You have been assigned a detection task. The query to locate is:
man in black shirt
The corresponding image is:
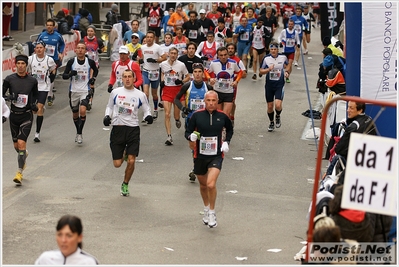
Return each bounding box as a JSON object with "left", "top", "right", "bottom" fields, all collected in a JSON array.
[
  {"left": 178, "top": 42, "right": 203, "bottom": 76},
  {"left": 2, "top": 54, "right": 39, "bottom": 185},
  {"left": 198, "top": 9, "right": 216, "bottom": 43},
  {"left": 182, "top": 10, "right": 202, "bottom": 45}
]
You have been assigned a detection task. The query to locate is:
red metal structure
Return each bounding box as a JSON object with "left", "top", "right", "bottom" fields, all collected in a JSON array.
[{"left": 305, "top": 95, "right": 397, "bottom": 262}]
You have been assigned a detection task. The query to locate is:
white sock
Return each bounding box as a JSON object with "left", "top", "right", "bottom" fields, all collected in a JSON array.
[
  {"left": 209, "top": 209, "right": 215, "bottom": 214},
  {"left": 204, "top": 205, "right": 209, "bottom": 211}
]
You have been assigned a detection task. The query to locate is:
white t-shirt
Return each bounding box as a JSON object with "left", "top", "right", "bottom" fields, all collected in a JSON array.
[
  {"left": 208, "top": 58, "right": 241, "bottom": 93},
  {"left": 159, "top": 43, "right": 176, "bottom": 58},
  {"left": 141, "top": 43, "right": 163, "bottom": 71},
  {"left": 105, "top": 87, "right": 152, "bottom": 127},
  {"left": 28, "top": 54, "right": 56, "bottom": 92},
  {"left": 35, "top": 248, "right": 98, "bottom": 265},
  {"left": 159, "top": 60, "right": 189, "bottom": 86}
]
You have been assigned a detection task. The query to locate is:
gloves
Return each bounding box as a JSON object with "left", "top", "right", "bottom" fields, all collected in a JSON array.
[
  {"left": 221, "top": 141, "right": 229, "bottom": 153},
  {"left": 189, "top": 133, "right": 198, "bottom": 142},
  {"left": 138, "top": 58, "right": 144, "bottom": 65},
  {"left": 49, "top": 73, "right": 56, "bottom": 83},
  {"left": 108, "top": 84, "right": 113, "bottom": 93},
  {"left": 201, "top": 56, "right": 208, "bottom": 61},
  {"left": 279, "top": 42, "right": 284, "bottom": 48},
  {"left": 174, "top": 79, "right": 183, "bottom": 85},
  {"left": 147, "top": 58, "right": 157, "bottom": 63},
  {"left": 2, "top": 116, "right": 6, "bottom": 123},
  {"left": 69, "top": 70, "right": 78, "bottom": 77},
  {"left": 7, "top": 92, "right": 16, "bottom": 101},
  {"left": 239, "top": 29, "right": 245, "bottom": 34},
  {"left": 88, "top": 77, "right": 96, "bottom": 85},
  {"left": 182, "top": 106, "right": 192, "bottom": 115},
  {"left": 160, "top": 81, "right": 165, "bottom": 89},
  {"left": 131, "top": 51, "right": 138, "bottom": 61},
  {"left": 217, "top": 33, "right": 224, "bottom": 38},
  {"left": 144, "top": 115, "right": 153, "bottom": 124},
  {"left": 297, "top": 44, "right": 300, "bottom": 48},
  {"left": 31, "top": 103, "right": 38, "bottom": 112},
  {"left": 103, "top": 115, "right": 111, "bottom": 126}
]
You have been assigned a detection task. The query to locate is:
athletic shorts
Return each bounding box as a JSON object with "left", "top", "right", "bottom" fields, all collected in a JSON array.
[
  {"left": 161, "top": 85, "right": 184, "bottom": 102},
  {"left": 37, "top": 91, "right": 49, "bottom": 105},
  {"left": 110, "top": 125, "right": 140, "bottom": 160},
  {"left": 194, "top": 156, "right": 223, "bottom": 175},
  {"left": 215, "top": 91, "right": 234, "bottom": 103},
  {"left": 284, "top": 52, "right": 295, "bottom": 60},
  {"left": 237, "top": 42, "right": 251, "bottom": 57},
  {"left": 9, "top": 111, "right": 33, "bottom": 142},
  {"left": 142, "top": 70, "right": 160, "bottom": 88},
  {"left": 148, "top": 27, "right": 161, "bottom": 37},
  {"left": 252, "top": 47, "right": 265, "bottom": 55},
  {"left": 265, "top": 85, "right": 284, "bottom": 103},
  {"left": 69, "top": 91, "right": 88, "bottom": 110}
]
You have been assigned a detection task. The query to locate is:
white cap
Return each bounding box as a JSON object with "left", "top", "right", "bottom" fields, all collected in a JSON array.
[
  {"left": 199, "top": 9, "right": 206, "bottom": 14},
  {"left": 119, "top": 46, "right": 129, "bottom": 54},
  {"left": 132, "top": 33, "right": 140, "bottom": 38}
]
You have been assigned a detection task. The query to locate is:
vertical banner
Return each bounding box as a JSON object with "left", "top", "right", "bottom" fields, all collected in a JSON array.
[
  {"left": 319, "top": 2, "right": 344, "bottom": 42},
  {"left": 360, "top": 2, "right": 397, "bottom": 102}
]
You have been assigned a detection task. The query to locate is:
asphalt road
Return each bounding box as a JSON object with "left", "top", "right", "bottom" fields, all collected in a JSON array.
[{"left": 2, "top": 26, "right": 326, "bottom": 265}]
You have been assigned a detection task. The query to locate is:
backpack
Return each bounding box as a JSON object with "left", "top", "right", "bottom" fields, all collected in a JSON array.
[{"left": 79, "top": 16, "right": 90, "bottom": 33}]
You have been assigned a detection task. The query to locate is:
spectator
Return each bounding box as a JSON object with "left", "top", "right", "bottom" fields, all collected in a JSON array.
[
  {"left": 322, "top": 36, "right": 344, "bottom": 58},
  {"left": 106, "top": 4, "right": 120, "bottom": 26},
  {"left": 72, "top": 8, "right": 93, "bottom": 37},
  {"left": 54, "top": 10, "right": 73, "bottom": 35}
]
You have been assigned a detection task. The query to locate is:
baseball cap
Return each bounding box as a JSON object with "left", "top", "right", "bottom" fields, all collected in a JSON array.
[
  {"left": 119, "top": 46, "right": 129, "bottom": 54},
  {"left": 199, "top": 9, "right": 206, "bottom": 14},
  {"left": 132, "top": 33, "right": 140, "bottom": 39}
]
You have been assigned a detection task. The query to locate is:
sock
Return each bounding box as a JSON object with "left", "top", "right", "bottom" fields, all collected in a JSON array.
[
  {"left": 153, "top": 99, "right": 158, "bottom": 111},
  {"left": 209, "top": 209, "right": 215, "bottom": 214},
  {"left": 276, "top": 109, "right": 282, "bottom": 117},
  {"left": 204, "top": 205, "right": 210, "bottom": 211},
  {"left": 36, "top": 115, "right": 44, "bottom": 133},
  {"left": 18, "top": 150, "right": 27, "bottom": 171},
  {"left": 268, "top": 112, "right": 274, "bottom": 122},
  {"left": 78, "top": 116, "right": 86, "bottom": 134},
  {"left": 73, "top": 117, "right": 79, "bottom": 132},
  {"left": 123, "top": 181, "right": 128, "bottom": 185}
]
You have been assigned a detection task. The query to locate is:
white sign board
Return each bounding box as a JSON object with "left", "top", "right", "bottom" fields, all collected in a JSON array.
[{"left": 342, "top": 133, "right": 397, "bottom": 216}]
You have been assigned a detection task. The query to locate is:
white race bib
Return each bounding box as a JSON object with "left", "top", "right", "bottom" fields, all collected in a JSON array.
[
  {"left": 188, "top": 29, "right": 198, "bottom": 39},
  {"left": 14, "top": 94, "right": 28, "bottom": 108},
  {"left": 269, "top": 69, "right": 281, "bottom": 81},
  {"left": 148, "top": 70, "right": 159, "bottom": 81},
  {"left": 241, "top": 31, "right": 249, "bottom": 41},
  {"left": 216, "top": 78, "right": 231, "bottom": 91},
  {"left": 199, "top": 136, "right": 218, "bottom": 155},
  {"left": 189, "top": 98, "right": 205, "bottom": 111},
  {"left": 45, "top": 44, "right": 56, "bottom": 57},
  {"left": 165, "top": 73, "right": 179, "bottom": 86}
]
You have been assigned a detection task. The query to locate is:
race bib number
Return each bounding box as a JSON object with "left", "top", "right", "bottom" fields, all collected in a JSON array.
[
  {"left": 200, "top": 136, "right": 218, "bottom": 155},
  {"left": 165, "top": 73, "right": 178, "bottom": 86},
  {"left": 188, "top": 29, "right": 198, "bottom": 39},
  {"left": 116, "top": 79, "right": 123, "bottom": 87},
  {"left": 176, "top": 19, "right": 184, "bottom": 26},
  {"left": 33, "top": 70, "right": 46, "bottom": 82},
  {"left": 287, "top": 38, "right": 295, "bottom": 47},
  {"left": 75, "top": 70, "right": 87, "bottom": 81},
  {"left": 269, "top": 69, "right": 281, "bottom": 81},
  {"left": 166, "top": 25, "right": 174, "bottom": 32},
  {"left": 254, "top": 35, "right": 262, "bottom": 42},
  {"left": 148, "top": 70, "right": 159, "bottom": 81},
  {"left": 189, "top": 98, "right": 205, "bottom": 111},
  {"left": 149, "top": 17, "right": 158, "bottom": 26},
  {"left": 241, "top": 31, "right": 249, "bottom": 41},
  {"left": 117, "top": 99, "right": 134, "bottom": 115},
  {"left": 45, "top": 44, "right": 56, "bottom": 57},
  {"left": 217, "top": 78, "right": 231, "bottom": 91},
  {"left": 14, "top": 94, "right": 28, "bottom": 108},
  {"left": 294, "top": 24, "right": 302, "bottom": 33}
]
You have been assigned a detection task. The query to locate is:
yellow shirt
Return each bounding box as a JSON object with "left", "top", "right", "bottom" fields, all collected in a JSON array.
[{"left": 328, "top": 44, "right": 344, "bottom": 58}]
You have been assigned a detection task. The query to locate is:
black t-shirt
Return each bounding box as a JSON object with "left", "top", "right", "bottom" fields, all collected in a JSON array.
[
  {"left": 182, "top": 20, "right": 202, "bottom": 42},
  {"left": 3, "top": 73, "right": 38, "bottom": 112},
  {"left": 198, "top": 18, "right": 216, "bottom": 42},
  {"left": 178, "top": 54, "right": 203, "bottom": 74}
]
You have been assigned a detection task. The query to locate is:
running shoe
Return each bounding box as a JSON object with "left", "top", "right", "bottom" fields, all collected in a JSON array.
[
  {"left": 294, "top": 61, "right": 298, "bottom": 66},
  {"left": 268, "top": 122, "right": 275, "bottom": 132},
  {"left": 208, "top": 212, "right": 217, "bottom": 228},
  {"left": 259, "top": 73, "right": 263, "bottom": 78},
  {"left": 13, "top": 171, "right": 23, "bottom": 185},
  {"left": 303, "top": 50, "right": 308, "bottom": 55},
  {"left": 8, "top": 36, "right": 14, "bottom": 41},
  {"left": 165, "top": 135, "right": 173, "bottom": 146},
  {"left": 75, "top": 134, "right": 83, "bottom": 144},
  {"left": 87, "top": 101, "right": 92, "bottom": 111},
  {"left": 175, "top": 120, "right": 181, "bottom": 129},
  {"left": 188, "top": 170, "right": 196, "bottom": 182},
  {"left": 286, "top": 78, "right": 290, "bottom": 83},
  {"left": 158, "top": 102, "right": 164, "bottom": 109},
  {"left": 47, "top": 96, "right": 53, "bottom": 106},
  {"left": 153, "top": 110, "right": 158, "bottom": 120},
  {"left": 202, "top": 208, "right": 209, "bottom": 225},
  {"left": 121, "top": 183, "right": 129, "bottom": 196},
  {"left": 252, "top": 74, "right": 257, "bottom": 80},
  {"left": 276, "top": 115, "right": 281, "bottom": 128},
  {"left": 34, "top": 132, "right": 40, "bottom": 143}
]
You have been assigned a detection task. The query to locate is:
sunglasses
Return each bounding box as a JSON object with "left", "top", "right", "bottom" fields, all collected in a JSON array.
[
  {"left": 132, "top": 36, "right": 139, "bottom": 39},
  {"left": 192, "top": 63, "right": 204, "bottom": 69}
]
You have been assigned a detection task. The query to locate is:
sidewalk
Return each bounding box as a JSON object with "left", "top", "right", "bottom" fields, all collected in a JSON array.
[{"left": 1, "top": 25, "right": 45, "bottom": 50}]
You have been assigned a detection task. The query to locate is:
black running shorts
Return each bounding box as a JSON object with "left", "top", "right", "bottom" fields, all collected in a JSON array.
[
  {"left": 194, "top": 156, "right": 223, "bottom": 175},
  {"left": 110, "top": 125, "right": 140, "bottom": 160}
]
